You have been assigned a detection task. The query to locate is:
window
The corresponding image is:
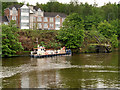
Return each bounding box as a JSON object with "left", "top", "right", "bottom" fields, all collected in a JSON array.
[
  {"left": 38, "top": 8, "right": 41, "bottom": 16},
  {"left": 12, "top": 16, "right": 16, "bottom": 20},
  {"left": 21, "top": 16, "right": 29, "bottom": 20},
  {"left": 4, "top": 22, "right": 8, "bottom": 25},
  {"left": 49, "top": 24, "right": 54, "bottom": 28},
  {"left": 44, "top": 17, "right": 48, "bottom": 22},
  {"left": 38, "top": 23, "right": 42, "bottom": 28},
  {"left": 55, "top": 18, "right": 60, "bottom": 22},
  {"left": 55, "top": 24, "right": 60, "bottom": 28},
  {"left": 21, "top": 22, "right": 29, "bottom": 27},
  {"left": 34, "top": 17, "right": 36, "bottom": 22},
  {"left": 38, "top": 11, "right": 41, "bottom": 16},
  {"left": 44, "top": 23, "right": 48, "bottom": 28},
  {"left": 21, "top": 9, "right": 29, "bottom": 13},
  {"left": 12, "top": 7, "right": 17, "bottom": 15},
  {"left": 50, "top": 18, "right": 53, "bottom": 22},
  {"left": 37, "top": 17, "right": 42, "bottom": 22},
  {"left": 33, "top": 23, "right": 37, "bottom": 28},
  {"left": 62, "top": 18, "right": 65, "bottom": 22}
]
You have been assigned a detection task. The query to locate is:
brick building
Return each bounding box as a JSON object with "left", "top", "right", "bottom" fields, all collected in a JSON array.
[{"left": 4, "top": 4, "right": 67, "bottom": 30}]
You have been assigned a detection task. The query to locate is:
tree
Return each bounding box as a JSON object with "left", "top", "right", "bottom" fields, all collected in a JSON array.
[
  {"left": 57, "top": 13, "right": 85, "bottom": 49},
  {"left": 110, "top": 34, "right": 118, "bottom": 48},
  {"left": 2, "top": 23, "right": 23, "bottom": 57},
  {"left": 1, "top": 1, "right": 20, "bottom": 16},
  {"left": 110, "top": 19, "right": 120, "bottom": 38},
  {"left": 97, "top": 20, "right": 116, "bottom": 38},
  {"left": 97, "top": 20, "right": 118, "bottom": 48},
  {"left": 101, "top": 3, "right": 118, "bottom": 21}
]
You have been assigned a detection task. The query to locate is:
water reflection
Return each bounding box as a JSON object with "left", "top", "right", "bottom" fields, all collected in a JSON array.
[{"left": 2, "top": 52, "right": 119, "bottom": 88}]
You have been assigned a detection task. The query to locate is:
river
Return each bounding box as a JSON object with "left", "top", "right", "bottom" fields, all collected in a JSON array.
[{"left": 1, "top": 51, "right": 119, "bottom": 88}]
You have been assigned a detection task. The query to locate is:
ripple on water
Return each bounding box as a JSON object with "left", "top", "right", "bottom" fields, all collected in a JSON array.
[{"left": 1, "top": 60, "right": 118, "bottom": 79}]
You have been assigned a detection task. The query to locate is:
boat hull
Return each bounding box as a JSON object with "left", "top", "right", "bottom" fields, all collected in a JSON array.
[{"left": 31, "top": 53, "right": 71, "bottom": 58}]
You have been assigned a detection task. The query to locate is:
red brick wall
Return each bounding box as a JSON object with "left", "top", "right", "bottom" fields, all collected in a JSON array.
[
  {"left": 60, "top": 18, "right": 62, "bottom": 27},
  {"left": 53, "top": 17, "right": 55, "bottom": 29},
  {"left": 48, "top": 17, "right": 50, "bottom": 28}
]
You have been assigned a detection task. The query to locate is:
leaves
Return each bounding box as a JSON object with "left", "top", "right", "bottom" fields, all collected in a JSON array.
[
  {"left": 98, "top": 20, "right": 116, "bottom": 38},
  {"left": 57, "top": 13, "right": 85, "bottom": 49},
  {"left": 2, "top": 24, "right": 23, "bottom": 57}
]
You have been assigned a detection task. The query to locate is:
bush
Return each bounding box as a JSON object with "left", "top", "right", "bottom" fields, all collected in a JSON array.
[
  {"left": 57, "top": 13, "right": 85, "bottom": 49},
  {"left": 2, "top": 24, "right": 23, "bottom": 57},
  {"left": 110, "top": 34, "right": 118, "bottom": 48}
]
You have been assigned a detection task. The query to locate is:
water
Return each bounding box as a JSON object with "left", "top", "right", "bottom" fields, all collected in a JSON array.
[{"left": 1, "top": 51, "right": 119, "bottom": 88}]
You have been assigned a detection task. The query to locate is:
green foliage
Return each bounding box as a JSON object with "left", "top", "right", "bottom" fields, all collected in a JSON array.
[
  {"left": 1, "top": 1, "right": 24, "bottom": 16},
  {"left": 110, "top": 19, "right": 120, "bottom": 38},
  {"left": 36, "top": 1, "right": 118, "bottom": 21},
  {"left": 97, "top": 20, "right": 118, "bottom": 48},
  {"left": 84, "top": 25, "right": 109, "bottom": 46},
  {"left": 101, "top": 3, "right": 118, "bottom": 21},
  {"left": 2, "top": 24, "right": 23, "bottom": 57},
  {"left": 98, "top": 20, "right": 116, "bottom": 38},
  {"left": 90, "top": 25, "right": 108, "bottom": 43},
  {"left": 57, "top": 13, "right": 85, "bottom": 49},
  {"left": 40, "top": 41, "right": 45, "bottom": 46},
  {"left": 9, "top": 20, "right": 16, "bottom": 27},
  {"left": 110, "top": 34, "right": 118, "bottom": 48},
  {"left": 88, "top": 45, "right": 96, "bottom": 52}
]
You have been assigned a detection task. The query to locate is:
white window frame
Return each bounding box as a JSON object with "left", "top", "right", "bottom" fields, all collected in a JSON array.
[
  {"left": 21, "top": 8, "right": 29, "bottom": 13},
  {"left": 12, "top": 7, "right": 17, "bottom": 15},
  {"left": 21, "top": 16, "right": 29, "bottom": 20},
  {"left": 37, "top": 17, "right": 42, "bottom": 22},
  {"left": 49, "top": 24, "right": 54, "bottom": 28},
  {"left": 4, "top": 22, "right": 8, "bottom": 25},
  {"left": 55, "top": 18, "right": 60, "bottom": 22},
  {"left": 44, "top": 17, "right": 48, "bottom": 22},
  {"left": 44, "top": 23, "right": 48, "bottom": 28},
  {"left": 38, "top": 23, "right": 42, "bottom": 29},
  {"left": 34, "top": 17, "right": 36, "bottom": 22},
  {"left": 50, "top": 18, "right": 54, "bottom": 22},
  {"left": 21, "top": 22, "right": 29, "bottom": 27},
  {"left": 12, "top": 16, "right": 16, "bottom": 20},
  {"left": 38, "top": 8, "right": 41, "bottom": 16},
  {"left": 55, "top": 24, "right": 60, "bottom": 28}
]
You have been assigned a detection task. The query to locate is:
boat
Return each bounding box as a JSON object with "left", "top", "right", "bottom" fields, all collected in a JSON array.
[{"left": 31, "top": 45, "right": 72, "bottom": 58}]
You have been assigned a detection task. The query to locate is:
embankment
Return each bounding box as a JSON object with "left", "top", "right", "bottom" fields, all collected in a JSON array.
[{"left": 18, "top": 30, "right": 112, "bottom": 54}]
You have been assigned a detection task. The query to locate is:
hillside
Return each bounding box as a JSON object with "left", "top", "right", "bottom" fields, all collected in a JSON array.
[
  {"left": 18, "top": 30, "right": 62, "bottom": 51},
  {"left": 18, "top": 30, "right": 112, "bottom": 53}
]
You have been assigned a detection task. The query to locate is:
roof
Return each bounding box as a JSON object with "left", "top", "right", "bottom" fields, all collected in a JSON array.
[
  {"left": 8, "top": 4, "right": 22, "bottom": 10},
  {"left": 21, "top": 4, "right": 29, "bottom": 9},
  {"left": 44, "top": 12, "right": 67, "bottom": 17},
  {"left": 33, "top": 6, "right": 39, "bottom": 11},
  {"left": 0, "top": 16, "right": 9, "bottom": 22}
]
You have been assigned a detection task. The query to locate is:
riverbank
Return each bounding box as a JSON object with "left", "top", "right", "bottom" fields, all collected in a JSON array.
[
  {"left": 18, "top": 30, "right": 61, "bottom": 51},
  {"left": 2, "top": 28, "right": 118, "bottom": 58},
  {"left": 17, "top": 30, "right": 114, "bottom": 54}
]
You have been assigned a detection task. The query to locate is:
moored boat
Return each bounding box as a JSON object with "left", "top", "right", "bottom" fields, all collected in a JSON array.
[{"left": 31, "top": 45, "right": 71, "bottom": 58}]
